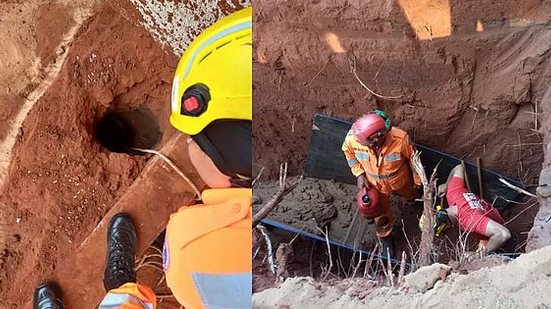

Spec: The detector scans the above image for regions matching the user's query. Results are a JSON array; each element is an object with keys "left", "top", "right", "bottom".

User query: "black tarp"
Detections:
[{"left": 304, "top": 114, "right": 523, "bottom": 212}]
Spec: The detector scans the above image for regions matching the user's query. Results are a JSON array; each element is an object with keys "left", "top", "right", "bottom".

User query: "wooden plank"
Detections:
[{"left": 477, "top": 157, "right": 484, "bottom": 200}]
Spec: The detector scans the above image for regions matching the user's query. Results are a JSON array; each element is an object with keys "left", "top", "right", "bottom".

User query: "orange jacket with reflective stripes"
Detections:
[
  {"left": 165, "top": 188, "right": 251, "bottom": 309},
  {"left": 342, "top": 127, "right": 421, "bottom": 195}
]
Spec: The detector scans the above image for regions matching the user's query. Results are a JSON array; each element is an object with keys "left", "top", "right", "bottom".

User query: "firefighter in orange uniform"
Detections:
[{"left": 342, "top": 110, "right": 421, "bottom": 258}]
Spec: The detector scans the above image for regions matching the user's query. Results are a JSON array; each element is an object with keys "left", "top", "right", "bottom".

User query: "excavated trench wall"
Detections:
[{"left": 253, "top": 0, "right": 551, "bottom": 250}]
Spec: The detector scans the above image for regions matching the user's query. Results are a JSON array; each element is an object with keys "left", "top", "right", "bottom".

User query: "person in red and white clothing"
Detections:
[{"left": 438, "top": 164, "right": 511, "bottom": 254}]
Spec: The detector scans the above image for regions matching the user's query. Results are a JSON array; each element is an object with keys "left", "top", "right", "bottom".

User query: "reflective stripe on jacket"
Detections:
[
  {"left": 99, "top": 283, "right": 156, "bottom": 309},
  {"left": 342, "top": 127, "right": 421, "bottom": 195}
]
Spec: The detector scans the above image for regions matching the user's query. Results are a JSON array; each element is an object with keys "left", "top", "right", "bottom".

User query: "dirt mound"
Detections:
[
  {"left": 253, "top": 246, "right": 551, "bottom": 308},
  {"left": 0, "top": 2, "right": 178, "bottom": 306}
]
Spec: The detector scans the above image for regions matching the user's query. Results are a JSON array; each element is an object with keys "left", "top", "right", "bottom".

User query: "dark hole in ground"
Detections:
[{"left": 95, "top": 107, "right": 162, "bottom": 154}]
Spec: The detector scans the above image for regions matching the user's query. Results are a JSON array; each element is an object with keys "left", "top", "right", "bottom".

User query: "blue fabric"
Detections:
[
  {"left": 192, "top": 272, "right": 252, "bottom": 309},
  {"left": 347, "top": 158, "right": 359, "bottom": 167}
]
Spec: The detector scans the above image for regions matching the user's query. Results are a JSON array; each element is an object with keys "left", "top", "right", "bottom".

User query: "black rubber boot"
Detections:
[
  {"left": 33, "top": 282, "right": 64, "bottom": 309},
  {"left": 103, "top": 213, "right": 137, "bottom": 291},
  {"left": 380, "top": 235, "right": 395, "bottom": 260}
]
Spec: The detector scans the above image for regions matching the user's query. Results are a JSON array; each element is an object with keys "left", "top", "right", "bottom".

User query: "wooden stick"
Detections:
[
  {"left": 316, "top": 226, "right": 334, "bottom": 282},
  {"left": 252, "top": 163, "right": 303, "bottom": 227},
  {"left": 499, "top": 178, "right": 538, "bottom": 198},
  {"left": 535, "top": 99, "right": 538, "bottom": 131},
  {"left": 460, "top": 160, "right": 472, "bottom": 191},
  {"left": 131, "top": 147, "right": 202, "bottom": 199},
  {"left": 477, "top": 157, "right": 483, "bottom": 199},
  {"left": 342, "top": 208, "right": 359, "bottom": 244}
]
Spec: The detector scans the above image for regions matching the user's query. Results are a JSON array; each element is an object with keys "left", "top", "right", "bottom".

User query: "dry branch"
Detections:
[
  {"left": 252, "top": 166, "right": 265, "bottom": 187},
  {"left": 306, "top": 58, "right": 330, "bottom": 87},
  {"left": 131, "top": 147, "right": 202, "bottom": 199},
  {"left": 316, "top": 226, "right": 334, "bottom": 282},
  {"left": 401, "top": 219, "right": 418, "bottom": 267},
  {"left": 364, "top": 243, "right": 379, "bottom": 279},
  {"left": 504, "top": 201, "right": 539, "bottom": 225},
  {"left": 386, "top": 249, "right": 394, "bottom": 287},
  {"left": 258, "top": 225, "right": 277, "bottom": 275},
  {"left": 477, "top": 157, "right": 484, "bottom": 199},
  {"left": 398, "top": 251, "right": 407, "bottom": 286},
  {"left": 348, "top": 55, "right": 402, "bottom": 100},
  {"left": 252, "top": 163, "right": 303, "bottom": 227},
  {"left": 413, "top": 151, "right": 439, "bottom": 267},
  {"left": 460, "top": 160, "right": 472, "bottom": 191},
  {"left": 499, "top": 178, "right": 538, "bottom": 198},
  {"left": 351, "top": 251, "right": 363, "bottom": 278}
]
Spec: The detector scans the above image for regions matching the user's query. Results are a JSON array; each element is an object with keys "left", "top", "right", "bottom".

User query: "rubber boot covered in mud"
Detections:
[
  {"left": 380, "top": 235, "right": 395, "bottom": 260},
  {"left": 33, "top": 282, "right": 64, "bottom": 309},
  {"left": 103, "top": 213, "right": 138, "bottom": 291}
]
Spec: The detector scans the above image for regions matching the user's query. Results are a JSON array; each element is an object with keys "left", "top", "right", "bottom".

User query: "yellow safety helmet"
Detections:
[{"left": 170, "top": 7, "right": 252, "bottom": 135}]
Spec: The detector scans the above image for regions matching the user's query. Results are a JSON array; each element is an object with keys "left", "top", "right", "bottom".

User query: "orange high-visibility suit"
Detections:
[
  {"left": 99, "top": 188, "right": 252, "bottom": 309},
  {"left": 342, "top": 127, "right": 421, "bottom": 237}
]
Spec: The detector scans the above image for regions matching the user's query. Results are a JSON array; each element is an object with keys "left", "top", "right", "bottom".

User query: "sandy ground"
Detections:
[
  {"left": 0, "top": 0, "right": 98, "bottom": 180},
  {"left": 0, "top": 3, "right": 178, "bottom": 305},
  {"left": 253, "top": 245, "right": 551, "bottom": 308}
]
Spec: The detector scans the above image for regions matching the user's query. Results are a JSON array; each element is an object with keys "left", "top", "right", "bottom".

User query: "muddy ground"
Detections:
[
  {"left": 253, "top": 177, "right": 421, "bottom": 252},
  {"left": 253, "top": 177, "right": 535, "bottom": 272}
]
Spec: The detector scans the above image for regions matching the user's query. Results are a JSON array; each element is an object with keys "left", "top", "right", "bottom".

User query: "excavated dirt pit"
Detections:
[
  {"left": 252, "top": 0, "right": 551, "bottom": 295},
  {"left": 94, "top": 107, "right": 162, "bottom": 154},
  {"left": 0, "top": 0, "right": 250, "bottom": 308},
  {"left": 0, "top": 1, "right": 248, "bottom": 307},
  {"left": 0, "top": 4, "right": 177, "bottom": 306},
  {"left": 253, "top": 177, "right": 420, "bottom": 252}
]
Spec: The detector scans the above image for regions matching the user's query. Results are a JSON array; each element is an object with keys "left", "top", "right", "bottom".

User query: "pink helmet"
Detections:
[{"left": 351, "top": 114, "right": 386, "bottom": 143}]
